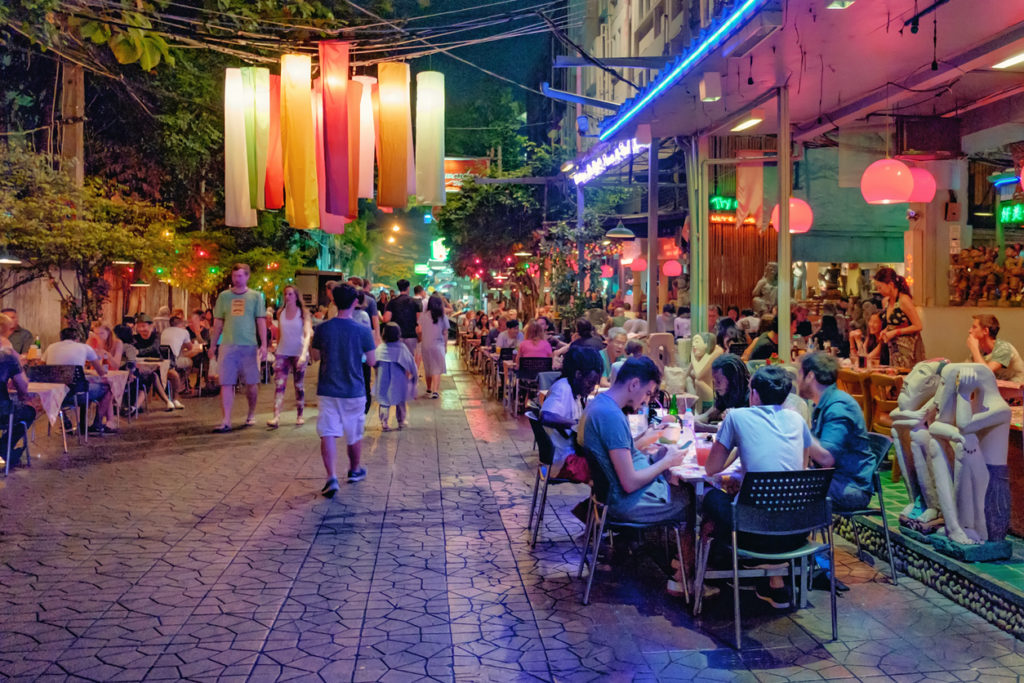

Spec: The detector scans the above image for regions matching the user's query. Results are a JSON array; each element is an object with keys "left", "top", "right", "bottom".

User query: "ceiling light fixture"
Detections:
[
  {"left": 699, "top": 72, "right": 722, "bottom": 102},
  {"left": 993, "top": 51, "right": 1024, "bottom": 70},
  {"left": 826, "top": 0, "right": 855, "bottom": 8},
  {"left": 606, "top": 220, "right": 636, "bottom": 240},
  {"left": 730, "top": 108, "right": 764, "bottom": 132}
]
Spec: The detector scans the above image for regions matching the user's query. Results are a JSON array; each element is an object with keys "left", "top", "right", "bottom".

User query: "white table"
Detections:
[
  {"left": 136, "top": 359, "right": 170, "bottom": 388},
  {"left": 26, "top": 382, "right": 69, "bottom": 425},
  {"left": 103, "top": 370, "right": 131, "bottom": 409}
]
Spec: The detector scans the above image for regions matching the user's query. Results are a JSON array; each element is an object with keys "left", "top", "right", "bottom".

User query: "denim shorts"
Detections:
[{"left": 218, "top": 345, "right": 260, "bottom": 386}]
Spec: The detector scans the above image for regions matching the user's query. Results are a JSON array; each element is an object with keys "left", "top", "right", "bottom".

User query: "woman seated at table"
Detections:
[
  {"left": 514, "top": 320, "right": 553, "bottom": 368},
  {"left": 696, "top": 353, "right": 750, "bottom": 431},
  {"left": 87, "top": 325, "right": 124, "bottom": 371},
  {"left": 811, "top": 315, "right": 848, "bottom": 356},
  {"left": 848, "top": 312, "right": 889, "bottom": 366}
]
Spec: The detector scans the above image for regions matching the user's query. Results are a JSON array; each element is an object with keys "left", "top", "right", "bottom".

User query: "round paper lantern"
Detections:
[
  {"left": 908, "top": 167, "right": 936, "bottom": 203},
  {"left": 770, "top": 198, "right": 814, "bottom": 234},
  {"left": 600, "top": 264, "right": 614, "bottom": 278},
  {"left": 662, "top": 260, "right": 682, "bottom": 277},
  {"left": 630, "top": 257, "right": 647, "bottom": 272},
  {"left": 860, "top": 158, "right": 913, "bottom": 204}
]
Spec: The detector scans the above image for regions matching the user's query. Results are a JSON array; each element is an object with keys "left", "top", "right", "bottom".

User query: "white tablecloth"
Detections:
[
  {"left": 26, "top": 382, "right": 69, "bottom": 425},
  {"left": 104, "top": 370, "right": 131, "bottom": 408},
  {"left": 136, "top": 360, "right": 170, "bottom": 387}
]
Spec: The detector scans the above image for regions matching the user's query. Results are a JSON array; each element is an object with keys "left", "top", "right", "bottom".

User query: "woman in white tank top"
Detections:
[{"left": 268, "top": 285, "right": 312, "bottom": 428}]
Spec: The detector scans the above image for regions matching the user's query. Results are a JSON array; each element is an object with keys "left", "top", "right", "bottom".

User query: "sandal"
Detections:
[
  {"left": 212, "top": 425, "right": 232, "bottom": 433},
  {"left": 266, "top": 418, "right": 279, "bottom": 430},
  {"left": 243, "top": 417, "right": 257, "bottom": 427}
]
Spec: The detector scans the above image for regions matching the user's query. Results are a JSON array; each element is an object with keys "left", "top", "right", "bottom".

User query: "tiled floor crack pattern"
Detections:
[{"left": 1, "top": 351, "right": 1023, "bottom": 682}]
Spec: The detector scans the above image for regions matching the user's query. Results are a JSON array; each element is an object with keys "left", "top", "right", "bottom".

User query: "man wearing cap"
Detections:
[{"left": 133, "top": 314, "right": 184, "bottom": 411}]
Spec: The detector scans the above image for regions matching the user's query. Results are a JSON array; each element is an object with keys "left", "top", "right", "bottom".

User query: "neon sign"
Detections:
[
  {"left": 1000, "top": 201, "right": 1024, "bottom": 227},
  {"left": 709, "top": 195, "right": 738, "bottom": 211},
  {"left": 571, "top": 138, "right": 650, "bottom": 185}
]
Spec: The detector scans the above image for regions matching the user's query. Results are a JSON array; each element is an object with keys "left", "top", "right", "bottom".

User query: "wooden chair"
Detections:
[
  {"left": 867, "top": 373, "right": 903, "bottom": 482},
  {"left": 837, "top": 369, "right": 872, "bottom": 426}
]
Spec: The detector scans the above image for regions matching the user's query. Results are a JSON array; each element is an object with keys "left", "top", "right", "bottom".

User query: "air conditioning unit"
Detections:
[{"left": 895, "top": 117, "right": 962, "bottom": 160}]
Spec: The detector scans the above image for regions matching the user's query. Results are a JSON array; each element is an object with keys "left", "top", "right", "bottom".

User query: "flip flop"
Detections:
[
  {"left": 212, "top": 425, "right": 232, "bottom": 433},
  {"left": 243, "top": 417, "right": 257, "bottom": 427}
]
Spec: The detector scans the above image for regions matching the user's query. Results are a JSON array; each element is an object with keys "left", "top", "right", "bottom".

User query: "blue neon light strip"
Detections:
[
  {"left": 994, "top": 177, "right": 1021, "bottom": 187},
  {"left": 598, "top": 0, "right": 766, "bottom": 141}
]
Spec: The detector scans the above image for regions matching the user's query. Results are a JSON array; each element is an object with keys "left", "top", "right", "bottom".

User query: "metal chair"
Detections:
[
  {"left": 834, "top": 432, "right": 899, "bottom": 585},
  {"left": 1, "top": 399, "right": 34, "bottom": 476},
  {"left": 692, "top": 469, "right": 838, "bottom": 649},
  {"left": 25, "top": 364, "right": 89, "bottom": 452},
  {"left": 493, "top": 347, "right": 515, "bottom": 398},
  {"left": 576, "top": 441, "right": 689, "bottom": 606},
  {"left": 525, "top": 411, "right": 577, "bottom": 547},
  {"left": 509, "top": 357, "right": 553, "bottom": 417}
]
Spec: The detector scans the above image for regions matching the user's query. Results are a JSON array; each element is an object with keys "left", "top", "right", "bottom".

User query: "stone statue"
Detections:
[
  {"left": 890, "top": 361, "right": 944, "bottom": 533},
  {"left": 793, "top": 261, "right": 807, "bottom": 300},
  {"left": 687, "top": 332, "right": 719, "bottom": 407},
  {"left": 927, "top": 363, "right": 1012, "bottom": 557},
  {"left": 752, "top": 262, "right": 778, "bottom": 315}
]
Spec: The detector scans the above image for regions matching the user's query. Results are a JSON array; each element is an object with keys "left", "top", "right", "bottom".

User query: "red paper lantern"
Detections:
[
  {"left": 662, "top": 260, "right": 682, "bottom": 277},
  {"left": 630, "top": 257, "right": 647, "bottom": 272},
  {"left": 770, "top": 198, "right": 814, "bottom": 234},
  {"left": 860, "top": 159, "right": 913, "bottom": 204},
  {"left": 600, "top": 264, "right": 614, "bottom": 278},
  {"left": 908, "top": 167, "right": 936, "bottom": 203}
]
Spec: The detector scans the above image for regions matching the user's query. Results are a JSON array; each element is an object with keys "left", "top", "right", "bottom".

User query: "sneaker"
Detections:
[
  {"left": 165, "top": 402, "right": 175, "bottom": 412},
  {"left": 321, "top": 478, "right": 339, "bottom": 498},
  {"left": 754, "top": 581, "right": 791, "bottom": 609},
  {"left": 173, "top": 400, "right": 185, "bottom": 410},
  {"left": 346, "top": 467, "right": 367, "bottom": 483},
  {"left": 398, "top": 421, "right": 409, "bottom": 430}
]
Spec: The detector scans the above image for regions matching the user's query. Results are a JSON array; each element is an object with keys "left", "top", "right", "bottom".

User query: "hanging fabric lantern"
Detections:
[
  {"left": 415, "top": 71, "right": 445, "bottom": 206},
  {"left": 908, "top": 167, "right": 937, "bottom": 203},
  {"left": 630, "top": 257, "right": 647, "bottom": 272},
  {"left": 860, "top": 159, "right": 913, "bottom": 204},
  {"left": 377, "top": 62, "right": 412, "bottom": 209},
  {"left": 313, "top": 79, "right": 345, "bottom": 234},
  {"left": 224, "top": 69, "right": 257, "bottom": 228},
  {"left": 318, "top": 41, "right": 351, "bottom": 218},
  {"left": 240, "top": 67, "right": 270, "bottom": 210},
  {"left": 662, "top": 260, "right": 682, "bottom": 277},
  {"left": 770, "top": 197, "right": 814, "bottom": 234},
  {"left": 280, "top": 54, "right": 319, "bottom": 229},
  {"left": 600, "top": 264, "right": 614, "bottom": 278},
  {"left": 352, "top": 75, "right": 377, "bottom": 198},
  {"left": 265, "top": 74, "right": 284, "bottom": 210},
  {"left": 346, "top": 79, "right": 362, "bottom": 218}
]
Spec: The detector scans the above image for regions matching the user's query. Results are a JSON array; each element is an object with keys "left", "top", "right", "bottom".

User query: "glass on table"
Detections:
[{"left": 695, "top": 433, "right": 715, "bottom": 467}]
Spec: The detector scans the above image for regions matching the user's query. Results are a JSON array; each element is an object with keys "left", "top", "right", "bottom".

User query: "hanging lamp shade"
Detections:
[
  {"left": 377, "top": 62, "right": 412, "bottom": 209},
  {"left": 630, "top": 257, "right": 648, "bottom": 272},
  {"left": 240, "top": 67, "right": 270, "bottom": 210},
  {"left": 312, "top": 79, "right": 345, "bottom": 234},
  {"left": 352, "top": 75, "right": 377, "bottom": 198},
  {"left": 415, "top": 71, "right": 446, "bottom": 206},
  {"left": 908, "top": 167, "right": 937, "bottom": 203},
  {"left": 860, "top": 158, "right": 913, "bottom": 204},
  {"left": 318, "top": 41, "right": 351, "bottom": 218},
  {"left": 770, "top": 197, "right": 814, "bottom": 234},
  {"left": 224, "top": 68, "right": 257, "bottom": 228},
  {"left": 265, "top": 74, "right": 284, "bottom": 209},
  {"left": 280, "top": 54, "right": 319, "bottom": 229},
  {"left": 607, "top": 220, "right": 635, "bottom": 239},
  {"left": 662, "top": 260, "right": 682, "bottom": 277},
  {"left": 600, "top": 264, "right": 614, "bottom": 278}
]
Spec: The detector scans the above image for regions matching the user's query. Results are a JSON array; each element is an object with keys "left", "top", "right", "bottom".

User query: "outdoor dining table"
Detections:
[
  {"left": 136, "top": 359, "right": 170, "bottom": 387},
  {"left": 26, "top": 381, "right": 69, "bottom": 425}
]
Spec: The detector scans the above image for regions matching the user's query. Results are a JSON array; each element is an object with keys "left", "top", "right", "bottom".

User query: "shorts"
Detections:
[
  {"left": 317, "top": 395, "right": 367, "bottom": 444},
  {"left": 218, "top": 344, "right": 260, "bottom": 386}
]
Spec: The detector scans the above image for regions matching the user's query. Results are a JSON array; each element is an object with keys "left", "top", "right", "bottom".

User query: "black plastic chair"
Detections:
[
  {"left": 692, "top": 469, "right": 838, "bottom": 649},
  {"left": 0, "top": 398, "right": 34, "bottom": 476},
  {"left": 25, "top": 364, "right": 89, "bottom": 451},
  {"left": 510, "top": 357, "right": 553, "bottom": 416},
  {"left": 835, "top": 433, "right": 899, "bottom": 585},
  {"left": 575, "top": 441, "right": 689, "bottom": 606},
  {"left": 525, "top": 411, "right": 577, "bottom": 547}
]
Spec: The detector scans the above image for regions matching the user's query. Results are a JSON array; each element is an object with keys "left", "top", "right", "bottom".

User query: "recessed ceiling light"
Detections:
[{"left": 993, "top": 52, "right": 1024, "bottom": 69}]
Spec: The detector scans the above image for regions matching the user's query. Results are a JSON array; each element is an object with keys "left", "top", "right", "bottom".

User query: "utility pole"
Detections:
[{"left": 59, "top": 62, "right": 85, "bottom": 187}]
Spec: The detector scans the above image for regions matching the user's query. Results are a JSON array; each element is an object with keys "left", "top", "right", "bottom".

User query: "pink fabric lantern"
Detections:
[
  {"left": 630, "top": 257, "right": 647, "bottom": 272},
  {"left": 318, "top": 41, "right": 351, "bottom": 218},
  {"left": 770, "top": 198, "right": 814, "bottom": 234},
  {"left": 908, "top": 167, "right": 937, "bottom": 203},
  {"left": 860, "top": 159, "right": 913, "bottom": 204},
  {"left": 600, "top": 264, "right": 614, "bottom": 278},
  {"left": 662, "top": 260, "right": 682, "bottom": 277}
]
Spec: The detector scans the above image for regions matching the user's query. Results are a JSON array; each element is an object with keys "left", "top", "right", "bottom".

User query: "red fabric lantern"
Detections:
[
  {"left": 600, "top": 264, "right": 614, "bottom": 278},
  {"left": 318, "top": 41, "right": 352, "bottom": 218},
  {"left": 630, "top": 257, "right": 647, "bottom": 272},
  {"left": 662, "top": 260, "right": 682, "bottom": 277},
  {"left": 860, "top": 159, "right": 913, "bottom": 204},
  {"left": 265, "top": 74, "right": 284, "bottom": 210},
  {"left": 770, "top": 198, "right": 814, "bottom": 234},
  {"left": 908, "top": 167, "right": 936, "bottom": 203}
]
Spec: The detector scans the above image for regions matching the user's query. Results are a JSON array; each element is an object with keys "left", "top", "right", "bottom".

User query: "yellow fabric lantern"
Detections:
[
  {"left": 224, "top": 68, "right": 257, "bottom": 227},
  {"left": 415, "top": 71, "right": 445, "bottom": 206},
  {"left": 352, "top": 75, "right": 377, "bottom": 199},
  {"left": 376, "top": 62, "right": 412, "bottom": 209},
  {"left": 280, "top": 54, "right": 319, "bottom": 229}
]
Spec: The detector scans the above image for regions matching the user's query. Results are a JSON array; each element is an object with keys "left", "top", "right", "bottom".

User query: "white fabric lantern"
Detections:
[
  {"left": 224, "top": 68, "right": 257, "bottom": 227},
  {"left": 415, "top": 71, "right": 446, "bottom": 206},
  {"left": 352, "top": 75, "right": 377, "bottom": 199}
]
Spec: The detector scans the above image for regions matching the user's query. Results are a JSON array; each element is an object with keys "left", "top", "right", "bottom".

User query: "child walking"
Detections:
[{"left": 375, "top": 323, "right": 417, "bottom": 431}]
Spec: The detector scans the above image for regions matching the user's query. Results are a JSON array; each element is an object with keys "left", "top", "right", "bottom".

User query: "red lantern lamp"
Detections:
[
  {"left": 860, "top": 158, "right": 913, "bottom": 204},
  {"left": 630, "top": 257, "right": 647, "bottom": 272},
  {"left": 600, "top": 264, "right": 614, "bottom": 278},
  {"left": 662, "top": 260, "right": 682, "bottom": 277},
  {"left": 770, "top": 198, "right": 814, "bottom": 234},
  {"left": 908, "top": 167, "right": 936, "bottom": 203}
]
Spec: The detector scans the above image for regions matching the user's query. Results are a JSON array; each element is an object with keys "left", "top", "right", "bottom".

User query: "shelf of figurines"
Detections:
[{"left": 949, "top": 245, "right": 1024, "bottom": 306}]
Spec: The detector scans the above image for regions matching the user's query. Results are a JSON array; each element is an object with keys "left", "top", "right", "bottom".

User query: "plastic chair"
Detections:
[
  {"left": 525, "top": 411, "right": 576, "bottom": 547},
  {"left": 692, "top": 469, "right": 837, "bottom": 649},
  {"left": 25, "top": 364, "right": 88, "bottom": 451},
  {"left": 834, "top": 433, "right": 899, "bottom": 585},
  {"left": 510, "top": 357, "right": 553, "bottom": 416},
  {"left": 575, "top": 441, "right": 689, "bottom": 606}
]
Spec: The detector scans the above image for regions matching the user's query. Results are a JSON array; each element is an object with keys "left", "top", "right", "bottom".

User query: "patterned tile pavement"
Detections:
[{"left": 1, "top": 351, "right": 1023, "bottom": 682}]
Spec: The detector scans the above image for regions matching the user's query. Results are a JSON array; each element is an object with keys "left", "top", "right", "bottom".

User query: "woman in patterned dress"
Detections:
[{"left": 873, "top": 267, "right": 925, "bottom": 368}]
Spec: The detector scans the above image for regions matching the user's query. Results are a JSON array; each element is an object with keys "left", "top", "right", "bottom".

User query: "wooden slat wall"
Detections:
[{"left": 708, "top": 221, "right": 778, "bottom": 311}]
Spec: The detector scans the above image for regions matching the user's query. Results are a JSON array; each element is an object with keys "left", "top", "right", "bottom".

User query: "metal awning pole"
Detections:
[
  {"left": 777, "top": 85, "right": 792, "bottom": 363},
  {"left": 647, "top": 138, "right": 659, "bottom": 322}
]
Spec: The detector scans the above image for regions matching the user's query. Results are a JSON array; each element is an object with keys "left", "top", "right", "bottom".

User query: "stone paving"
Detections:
[{"left": 1, "top": 352, "right": 1023, "bottom": 682}]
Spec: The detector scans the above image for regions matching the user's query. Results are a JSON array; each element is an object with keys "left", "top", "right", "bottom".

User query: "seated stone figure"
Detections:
[
  {"left": 927, "top": 363, "right": 1012, "bottom": 551},
  {"left": 890, "top": 361, "right": 944, "bottom": 532}
]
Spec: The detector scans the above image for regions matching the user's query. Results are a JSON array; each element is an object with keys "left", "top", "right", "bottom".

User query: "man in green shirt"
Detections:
[
  {"left": 967, "top": 314, "right": 1024, "bottom": 382},
  {"left": 209, "top": 263, "right": 268, "bottom": 432}
]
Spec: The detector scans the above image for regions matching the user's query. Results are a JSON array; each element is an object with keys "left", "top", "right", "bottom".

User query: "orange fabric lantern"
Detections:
[
  {"left": 860, "top": 159, "right": 913, "bottom": 204},
  {"left": 770, "top": 198, "right": 814, "bottom": 234},
  {"left": 377, "top": 62, "right": 412, "bottom": 209},
  {"left": 630, "top": 257, "right": 647, "bottom": 272},
  {"left": 318, "top": 41, "right": 351, "bottom": 218},
  {"left": 662, "top": 260, "right": 682, "bottom": 277},
  {"left": 265, "top": 74, "right": 284, "bottom": 210},
  {"left": 908, "top": 167, "right": 937, "bottom": 203}
]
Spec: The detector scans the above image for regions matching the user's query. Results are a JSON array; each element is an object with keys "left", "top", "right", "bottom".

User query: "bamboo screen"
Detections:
[{"left": 708, "top": 221, "right": 777, "bottom": 310}]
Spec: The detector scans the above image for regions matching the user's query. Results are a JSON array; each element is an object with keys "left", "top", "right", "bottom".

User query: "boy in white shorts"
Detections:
[{"left": 311, "top": 284, "right": 376, "bottom": 497}]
